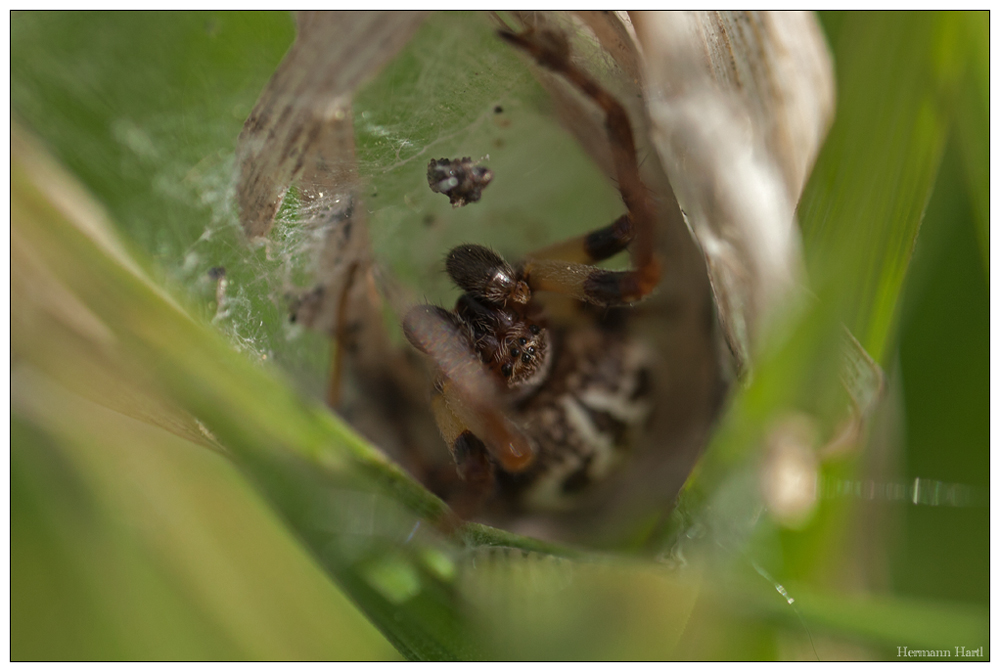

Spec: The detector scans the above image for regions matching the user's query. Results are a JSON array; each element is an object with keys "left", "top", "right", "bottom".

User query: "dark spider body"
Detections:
[
  {"left": 403, "top": 28, "right": 662, "bottom": 515},
  {"left": 407, "top": 245, "right": 654, "bottom": 512}
]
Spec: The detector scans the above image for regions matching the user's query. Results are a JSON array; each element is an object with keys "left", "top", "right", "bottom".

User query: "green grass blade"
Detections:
[
  {"left": 12, "top": 123, "right": 482, "bottom": 659},
  {"left": 954, "top": 12, "right": 989, "bottom": 272},
  {"left": 12, "top": 384, "right": 399, "bottom": 660},
  {"left": 787, "top": 589, "right": 988, "bottom": 656},
  {"left": 708, "top": 572, "right": 988, "bottom": 658},
  {"left": 800, "top": 11, "right": 965, "bottom": 365},
  {"left": 678, "top": 12, "right": 985, "bottom": 637}
]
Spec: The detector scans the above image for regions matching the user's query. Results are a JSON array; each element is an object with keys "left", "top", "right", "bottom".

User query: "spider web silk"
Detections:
[{"left": 201, "top": 12, "right": 627, "bottom": 397}]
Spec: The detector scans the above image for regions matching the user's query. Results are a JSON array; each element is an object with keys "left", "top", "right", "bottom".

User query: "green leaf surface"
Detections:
[{"left": 353, "top": 12, "right": 628, "bottom": 309}]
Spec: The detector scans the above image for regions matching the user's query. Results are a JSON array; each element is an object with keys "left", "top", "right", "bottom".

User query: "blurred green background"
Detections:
[{"left": 11, "top": 11, "right": 988, "bottom": 660}]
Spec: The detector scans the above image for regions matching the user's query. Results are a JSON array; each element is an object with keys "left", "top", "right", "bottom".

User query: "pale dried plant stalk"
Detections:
[
  {"left": 631, "top": 11, "right": 835, "bottom": 376},
  {"left": 236, "top": 11, "right": 425, "bottom": 239},
  {"left": 235, "top": 11, "right": 424, "bottom": 356},
  {"left": 13, "top": 125, "right": 227, "bottom": 454}
]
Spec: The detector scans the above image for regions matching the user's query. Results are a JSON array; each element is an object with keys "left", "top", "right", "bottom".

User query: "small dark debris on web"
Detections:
[{"left": 427, "top": 157, "right": 493, "bottom": 208}]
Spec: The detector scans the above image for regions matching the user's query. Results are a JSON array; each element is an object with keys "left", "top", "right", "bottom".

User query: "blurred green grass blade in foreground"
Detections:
[
  {"left": 800, "top": 11, "right": 967, "bottom": 364},
  {"left": 11, "top": 125, "right": 461, "bottom": 659},
  {"left": 954, "top": 12, "right": 989, "bottom": 273},
  {"left": 789, "top": 11, "right": 979, "bottom": 590},
  {"left": 11, "top": 384, "right": 397, "bottom": 660}
]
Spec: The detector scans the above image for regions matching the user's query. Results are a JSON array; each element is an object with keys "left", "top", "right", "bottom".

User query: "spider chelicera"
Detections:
[{"left": 402, "top": 28, "right": 662, "bottom": 514}]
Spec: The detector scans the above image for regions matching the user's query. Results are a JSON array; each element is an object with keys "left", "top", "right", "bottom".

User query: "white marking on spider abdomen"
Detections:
[
  {"left": 583, "top": 340, "right": 655, "bottom": 420},
  {"left": 561, "top": 395, "right": 617, "bottom": 476},
  {"left": 577, "top": 388, "right": 649, "bottom": 423}
]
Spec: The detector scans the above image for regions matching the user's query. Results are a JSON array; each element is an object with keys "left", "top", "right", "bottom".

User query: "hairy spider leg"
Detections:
[
  {"left": 526, "top": 212, "right": 633, "bottom": 265},
  {"left": 402, "top": 304, "right": 535, "bottom": 473},
  {"left": 499, "top": 28, "right": 662, "bottom": 307}
]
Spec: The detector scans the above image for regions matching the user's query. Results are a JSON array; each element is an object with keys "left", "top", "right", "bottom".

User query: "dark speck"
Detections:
[{"left": 494, "top": 105, "right": 503, "bottom": 114}]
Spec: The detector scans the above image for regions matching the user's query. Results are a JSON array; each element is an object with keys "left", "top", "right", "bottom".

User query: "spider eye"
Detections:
[
  {"left": 521, "top": 353, "right": 531, "bottom": 364},
  {"left": 510, "top": 347, "right": 520, "bottom": 358},
  {"left": 527, "top": 346, "right": 536, "bottom": 355},
  {"left": 519, "top": 337, "right": 527, "bottom": 346},
  {"left": 501, "top": 363, "right": 513, "bottom": 377},
  {"left": 529, "top": 324, "right": 541, "bottom": 335}
]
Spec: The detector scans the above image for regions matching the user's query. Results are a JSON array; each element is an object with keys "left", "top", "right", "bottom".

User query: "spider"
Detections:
[{"left": 402, "top": 28, "right": 661, "bottom": 514}]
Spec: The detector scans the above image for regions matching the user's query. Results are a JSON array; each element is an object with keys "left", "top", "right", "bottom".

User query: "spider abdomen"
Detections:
[{"left": 498, "top": 327, "right": 654, "bottom": 511}]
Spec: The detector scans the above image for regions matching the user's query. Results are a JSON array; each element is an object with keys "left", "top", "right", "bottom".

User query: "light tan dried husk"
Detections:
[{"left": 631, "top": 11, "right": 835, "bottom": 377}]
